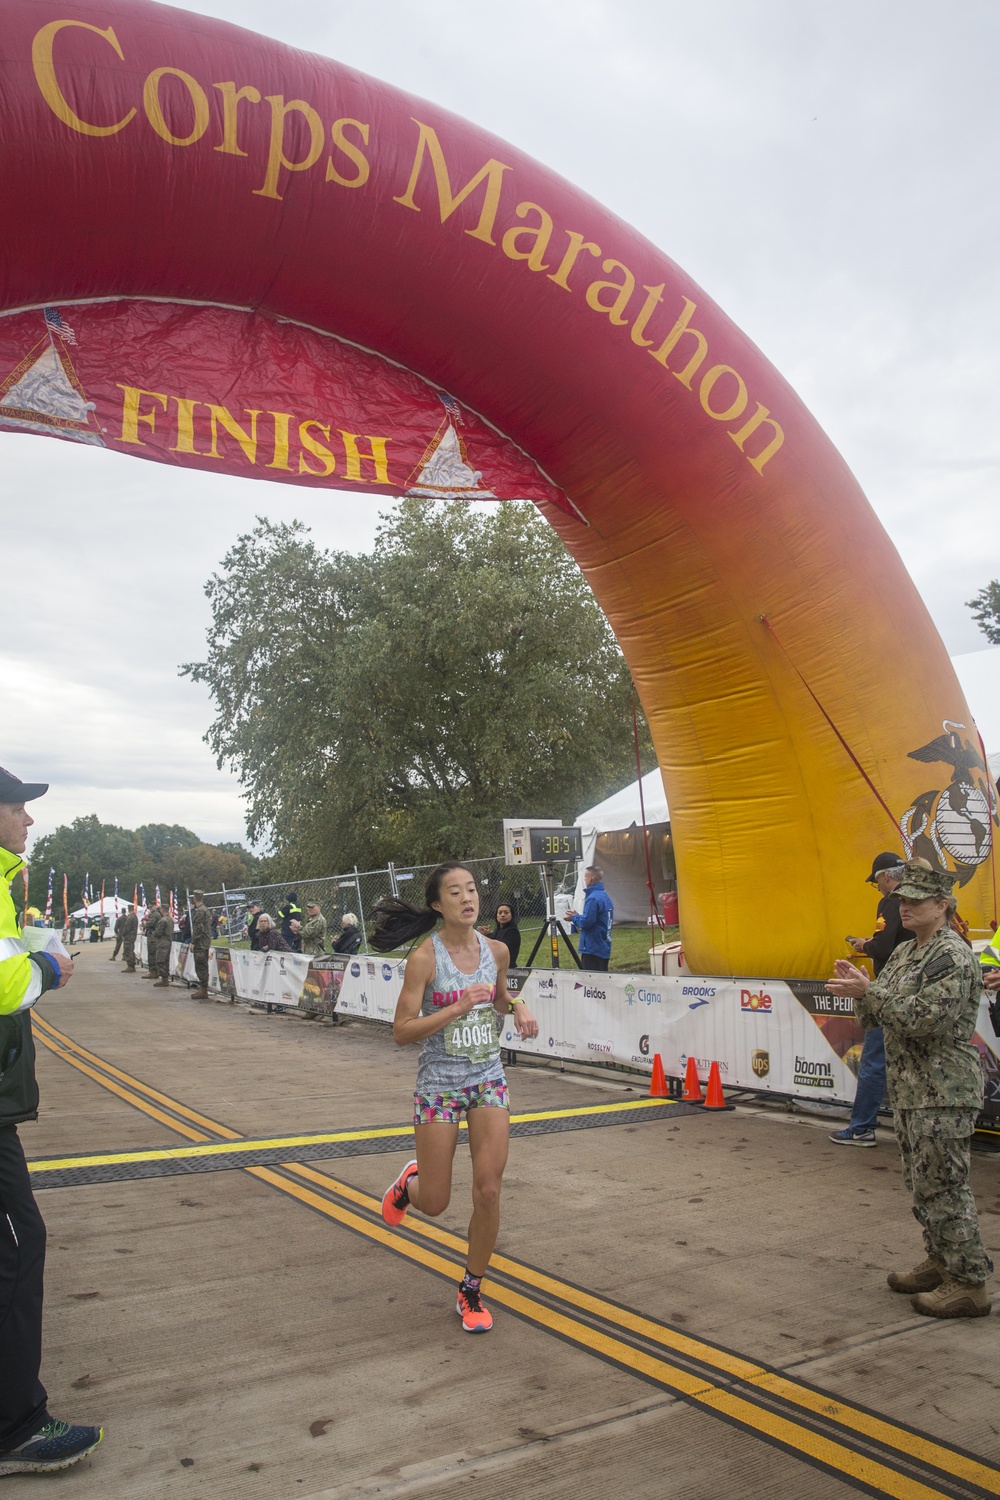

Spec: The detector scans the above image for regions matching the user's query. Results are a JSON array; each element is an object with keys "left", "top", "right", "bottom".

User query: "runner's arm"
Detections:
[{"left": 488, "top": 939, "right": 538, "bottom": 1039}]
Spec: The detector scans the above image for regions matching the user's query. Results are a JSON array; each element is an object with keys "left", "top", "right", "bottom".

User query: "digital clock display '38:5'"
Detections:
[{"left": 527, "top": 827, "right": 583, "bottom": 861}]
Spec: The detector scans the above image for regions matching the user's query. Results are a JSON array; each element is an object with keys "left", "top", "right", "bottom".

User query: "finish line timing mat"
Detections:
[{"left": 27, "top": 1010, "right": 1000, "bottom": 1500}]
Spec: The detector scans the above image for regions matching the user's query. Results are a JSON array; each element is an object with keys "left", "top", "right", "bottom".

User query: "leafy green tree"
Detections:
[
  {"left": 161, "top": 843, "right": 251, "bottom": 894},
  {"left": 27, "top": 816, "right": 146, "bottom": 909},
  {"left": 183, "top": 501, "right": 654, "bottom": 872},
  {"left": 967, "top": 581, "right": 1000, "bottom": 645},
  {"left": 135, "top": 823, "right": 200, "bottom": 862},
  {"left": 216, "top": 841, "right": 260, "bottom": 877}
]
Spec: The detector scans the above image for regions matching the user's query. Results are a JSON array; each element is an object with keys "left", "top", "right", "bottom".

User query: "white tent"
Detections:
[
  {"left": 574, "top": 768, "right": 673, "bottom": 923},
  {"left": 67, "top": 899, "right": 132, "bottom": 923}
]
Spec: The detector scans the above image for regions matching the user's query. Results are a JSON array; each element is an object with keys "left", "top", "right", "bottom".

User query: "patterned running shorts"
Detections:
[{"left": 413, "top": 1077, "right": 510, "bottom": 1126}]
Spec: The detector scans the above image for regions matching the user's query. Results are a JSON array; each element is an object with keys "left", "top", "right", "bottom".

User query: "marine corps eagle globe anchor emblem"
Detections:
[{"left": 900, "top": 721, "right": 998, "bottom": 885}]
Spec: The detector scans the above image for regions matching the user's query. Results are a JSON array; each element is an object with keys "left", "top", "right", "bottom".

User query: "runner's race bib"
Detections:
[{"left": 444, "top": 1003, "right": 498, "bottom": 1064}]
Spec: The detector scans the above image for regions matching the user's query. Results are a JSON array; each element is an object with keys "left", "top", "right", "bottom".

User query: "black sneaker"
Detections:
[{"left": 0, "top": 1419, "right": 103, "bottom": 1475}]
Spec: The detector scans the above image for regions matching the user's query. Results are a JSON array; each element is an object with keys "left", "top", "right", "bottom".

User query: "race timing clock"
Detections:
[{"left": 527, "top": 826, "right": 583, "bottom": 862}]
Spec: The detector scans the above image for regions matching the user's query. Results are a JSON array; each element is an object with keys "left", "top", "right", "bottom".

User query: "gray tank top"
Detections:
[{"left": 415, "top": 930, "right": 505, "bottom": 1094}]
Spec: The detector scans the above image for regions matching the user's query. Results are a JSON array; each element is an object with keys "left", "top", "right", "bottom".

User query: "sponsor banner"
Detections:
[
  {"left": 212, "top": 946, "right": 233, "bottom": 997},
  {"left": 300, "top": 958, "right": 348, "bottom": 1017},
  {"left": 496, "top": 970, "right": 868, "bottom": 1099},
  {"left": 229, "top": 948, "right": 311, "bottom": 1008},
  {"left": 334, "top": 955, "right": 407, "bottom": 1023}
]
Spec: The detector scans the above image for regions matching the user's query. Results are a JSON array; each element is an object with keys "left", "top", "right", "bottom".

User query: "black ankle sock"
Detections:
[{"left": 460, "top": 1271, "right": 482, "bottom": 1292}]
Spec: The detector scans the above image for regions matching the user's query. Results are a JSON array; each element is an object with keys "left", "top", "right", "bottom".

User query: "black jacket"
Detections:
[
  {"left": 332, "top": 926, "right": 362, "bottom": 955},
  {"left": 488, "top": 922, "right": 521, "bottom": 966}
]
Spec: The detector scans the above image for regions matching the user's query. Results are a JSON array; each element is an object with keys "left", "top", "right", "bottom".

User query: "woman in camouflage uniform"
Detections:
[{"left": 827, "top": 858, "right": 991, "bottom": 1318}]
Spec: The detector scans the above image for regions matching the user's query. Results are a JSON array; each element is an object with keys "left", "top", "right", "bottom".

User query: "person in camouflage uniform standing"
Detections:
[
  {"left": 121, "top": 907, "right": 139, "bottom": 972},
  {"left": 189, "top": 892, "right": 212, "bottom": 999},
  {"left": 298, "top": 901, "right": 327, "bottom": 956},
  {"left": 140, "top": 904, "right": 161, "bottom": 980},
  {"left": 827, "top": 858, "right": 991, "bottom": 1318},
  {"left": 109, "top": 911, "right": 126, "bottom": 961},
  {"left": 152, "top": 905, "right": 174, "bottom": 989}
]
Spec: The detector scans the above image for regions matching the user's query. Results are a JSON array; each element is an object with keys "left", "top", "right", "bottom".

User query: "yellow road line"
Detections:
[
  {"left": 35, "top": 1014, "right": 1000, "bottom": 1498},
  {"left": 33, "top": 1014, "right": 241, "bottom": 1140},
  {"left": 244, "top": 1164, "right": 955, "bottom": 1500}
]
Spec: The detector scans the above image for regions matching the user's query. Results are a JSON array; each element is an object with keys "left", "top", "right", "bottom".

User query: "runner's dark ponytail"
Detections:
[{"left": 371, "top": 862, "right": 475, "bottom": 951}]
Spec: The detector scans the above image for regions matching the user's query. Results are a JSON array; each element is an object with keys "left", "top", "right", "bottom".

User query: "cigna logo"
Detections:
[{"left": 740, "top": 989, "right": 772, "bottom": 1013}]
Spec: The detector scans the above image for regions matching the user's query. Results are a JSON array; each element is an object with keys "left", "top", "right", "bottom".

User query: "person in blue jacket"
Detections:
[{"left": 566, "top": 866, "right": 614, "bottom": 972}]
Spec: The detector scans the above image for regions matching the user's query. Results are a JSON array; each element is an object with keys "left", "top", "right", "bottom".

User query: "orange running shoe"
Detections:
[
  {"left": 456, "top": 1282, "right": 493, "bottom": 1333},
  {"left": 381, "top": 1160, "right": 418, "bottom": 1226}
]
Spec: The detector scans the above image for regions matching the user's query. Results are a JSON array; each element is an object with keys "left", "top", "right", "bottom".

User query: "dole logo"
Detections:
[{"left": 741, "top": 989, "right": 772, "bottom": 1013}]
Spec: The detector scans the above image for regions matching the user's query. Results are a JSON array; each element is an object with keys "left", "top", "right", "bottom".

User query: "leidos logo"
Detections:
[
  {"left": 740, "top": 989, "right": 772, "bottom": 1014},
  {"left": 574, "top": 982, "right": 607, "bottom": 1000},
  {"left": 751, "top": 1049, "right": 770, "bottom": 1078}
]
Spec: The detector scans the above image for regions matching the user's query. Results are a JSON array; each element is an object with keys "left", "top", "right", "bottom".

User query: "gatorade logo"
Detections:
[
  {"left": 741, "top": 989, "right": 772, "bottom": 1013},
  {"left": 638, "top": 1034, "right": 650, "bottom": 1056}
]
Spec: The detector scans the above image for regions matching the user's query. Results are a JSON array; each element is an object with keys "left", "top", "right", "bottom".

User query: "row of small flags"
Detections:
[{"left": 20, "top": 870, "right": 179, "bottom": 922}]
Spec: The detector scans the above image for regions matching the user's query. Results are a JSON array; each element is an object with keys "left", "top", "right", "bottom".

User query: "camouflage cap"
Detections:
[{"left": 893, "top": 860, "right": 957, "bottom": 901}]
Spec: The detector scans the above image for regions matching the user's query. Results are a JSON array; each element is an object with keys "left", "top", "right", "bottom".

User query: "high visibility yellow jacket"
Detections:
[
  {"left": 1, "top": 845, "right": 61, "bottom": 1016},
  {"left": 1, "top": 845, "right": 60, "bottom": 1125},
  {"left": 981, "top": 923, "right": 1000, "bottom": 970}
]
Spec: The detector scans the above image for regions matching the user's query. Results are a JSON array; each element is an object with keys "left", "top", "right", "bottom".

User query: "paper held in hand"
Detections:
[{"left": 20, "top": 927, "right": 71, "bottom": 960}]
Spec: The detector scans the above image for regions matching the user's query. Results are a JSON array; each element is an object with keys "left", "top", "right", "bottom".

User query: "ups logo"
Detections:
[{"left": 751, "top": 1049, "right": 770, "bottom": 1079}]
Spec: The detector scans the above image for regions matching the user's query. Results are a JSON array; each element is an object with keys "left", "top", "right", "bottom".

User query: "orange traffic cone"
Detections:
[
  {"left": 702, "top": 1060, "right": 727, "bottom": 1110},
  {"left": 649, "top": 1052, "right": 668, "bottom": 1098},
  {"left": 681, "top": 1055, "right": 703, "bottom": 1103}
]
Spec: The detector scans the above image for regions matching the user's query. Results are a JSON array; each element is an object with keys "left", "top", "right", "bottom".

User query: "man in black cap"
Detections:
[
  {"left": 829, "top": 852, "right": 911, "bottom": 1147},
  {"left": 0, "top": 767, "right": 103, "bottom": 1475}
]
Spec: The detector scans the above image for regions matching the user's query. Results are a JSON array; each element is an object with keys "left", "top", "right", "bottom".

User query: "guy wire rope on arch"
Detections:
[{"left": 1, "top": 0, "right": 994, "bottom": 976}]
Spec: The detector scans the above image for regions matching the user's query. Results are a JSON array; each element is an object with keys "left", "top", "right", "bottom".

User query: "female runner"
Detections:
[{"left": 373, "top": 862, "right": 538, "bottom": 1332}]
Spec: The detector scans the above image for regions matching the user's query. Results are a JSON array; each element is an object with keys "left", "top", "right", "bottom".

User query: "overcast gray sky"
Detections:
[{"left": 6, "top": 0, "right": 1000, "bottom": 849}]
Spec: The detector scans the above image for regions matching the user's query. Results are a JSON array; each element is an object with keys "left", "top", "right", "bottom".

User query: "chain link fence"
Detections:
[{"left": 203, "top": 855, "right": 577, "bottom": 953}]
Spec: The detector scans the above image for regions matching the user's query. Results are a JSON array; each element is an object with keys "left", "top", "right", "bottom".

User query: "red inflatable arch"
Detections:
[{"left": 1, "top": 1, "right": 995, "bottom": 975}]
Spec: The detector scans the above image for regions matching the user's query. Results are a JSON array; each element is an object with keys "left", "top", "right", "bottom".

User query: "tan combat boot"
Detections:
[
  {"left": 887, "top": 1256, "right": 944, "bottom": 1293},
  {"left": 153, "top": 977, "right": 170, "bottom": 987},
  {"left": 191, "top": 987, "right": 209, "bottom": 999},
  {"left": 911, "top": 1278, "right": 991, "bottom": 1318}
]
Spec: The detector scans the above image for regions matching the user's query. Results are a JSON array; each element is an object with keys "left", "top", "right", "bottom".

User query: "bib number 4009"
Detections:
[{"left": 444, "top": 1004, "right": 497, "bottom": 1063}]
